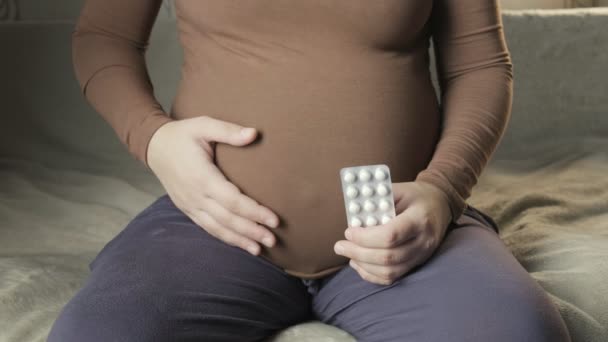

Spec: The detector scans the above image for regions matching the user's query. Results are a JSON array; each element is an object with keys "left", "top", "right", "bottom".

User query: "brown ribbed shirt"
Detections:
[{"left": 72, "top": 0, "right": 513, "bottom": 279}]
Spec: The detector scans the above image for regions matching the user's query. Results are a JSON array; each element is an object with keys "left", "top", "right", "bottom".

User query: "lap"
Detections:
[
  {"left": 48, "top": 194, "right": 312, "bottom": 342},
  {"left": 310, "top": 206, "right": 571, "bottom": 342}
]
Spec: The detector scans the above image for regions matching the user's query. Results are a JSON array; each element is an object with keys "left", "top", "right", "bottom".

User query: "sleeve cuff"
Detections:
[
  {"left": 127, "top": 113, "right": 175, "bottom": 170},
  {"left": 415, "top": 170, "right": 467, "bottom": 223}
]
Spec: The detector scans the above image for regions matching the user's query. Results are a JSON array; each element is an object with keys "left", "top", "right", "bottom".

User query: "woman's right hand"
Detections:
[{"left": 146, "top": 115, "right": 279, "bottom": 256}]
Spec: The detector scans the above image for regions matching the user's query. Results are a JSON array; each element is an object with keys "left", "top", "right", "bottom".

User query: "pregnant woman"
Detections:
[{"left": 49, "top": 1, "right": 571, "bottom": 341}]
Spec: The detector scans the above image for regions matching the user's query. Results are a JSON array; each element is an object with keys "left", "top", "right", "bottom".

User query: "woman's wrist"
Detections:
[
  {"left": 145, "top": 118, "right": 176, "bottom": 172},
  {"left": 415, "top": 179, "right": 454, "bottom": 225}
]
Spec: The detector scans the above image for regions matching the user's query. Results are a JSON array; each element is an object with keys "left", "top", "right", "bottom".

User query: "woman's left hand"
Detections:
[{"left": 333, "top": 181, "right": 453, "bottom": 285}]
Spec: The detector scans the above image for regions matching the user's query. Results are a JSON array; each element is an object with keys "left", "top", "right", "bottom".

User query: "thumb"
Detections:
[
  {"left": 190, "top": 115, "right": 258, "bottom": 146},
  {"left": 393, "top": 182, "right": 417, "bottom": 214}
]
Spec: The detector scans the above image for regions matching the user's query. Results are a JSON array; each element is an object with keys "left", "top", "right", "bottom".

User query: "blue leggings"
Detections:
[{"left": 48, "top": 194, "right": 571, "bottom": 342}]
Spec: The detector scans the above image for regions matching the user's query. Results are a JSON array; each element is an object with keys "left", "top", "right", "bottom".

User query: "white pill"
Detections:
[
  {"left": 363, "top": 200, "right": 376, "bottom": 212},
  {"left": 346, "top": 185, "right": 358, "bottom": 198},
  {"left": 381, "top": 215, "right": 392, "bottom": 224},
  {"left": 350, "top": 217, "right": 362, "bottom": 228},
  {"left": 376, "top": 183, "right": 389, "bottom": 196},
  {"left": 343, "top": 171, "right": 356, "bottom": 183},
  {"left": 365, "top": 216, "right": 378, "bottom": 227},
  {"left": 348, "top": 201, "right": 361, "bottom": 214},
  {"left": 374, "top": 168, "right": 386, "bottom": 181},
  {"left": 378, "top": 199, "right": 390, "bottom": 211},
  {"left": 360, "top": 184, "right": 374, "bottom": 197},
  {"left": 358, "top": 169, "right": 371, "bottom": 182}
]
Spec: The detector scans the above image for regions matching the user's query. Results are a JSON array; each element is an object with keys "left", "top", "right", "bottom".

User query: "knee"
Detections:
[
  {"left": 486, "top": 281, "right": 571, "bottom": 342},
  {"left": 430, "top": 228, "right": 572, "bottom": 342},
  {"left": 47, "top": 278, "right": 169, "bottom": 342},
  {"left": 423, "top": 273, "right": 572, "bottom": 342}
]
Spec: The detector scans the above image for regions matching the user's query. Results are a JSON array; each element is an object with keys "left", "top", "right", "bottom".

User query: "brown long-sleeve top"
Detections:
[{"left": 72, "top": 0, "right": 513, "bottom": 279}]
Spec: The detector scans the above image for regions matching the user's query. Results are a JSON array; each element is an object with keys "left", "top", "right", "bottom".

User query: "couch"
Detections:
[{"left": 0, "top": 8, "right": 607, "bottom": 342}]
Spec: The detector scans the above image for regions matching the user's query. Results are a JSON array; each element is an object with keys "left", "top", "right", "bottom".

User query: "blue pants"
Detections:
[{"left": 48, "top": 194, "right": 571, "bottom": 342}]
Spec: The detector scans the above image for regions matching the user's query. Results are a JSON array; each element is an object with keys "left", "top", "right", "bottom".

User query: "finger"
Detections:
[
  {"left": 200, "top": 196, "right": 276, "bottom": 248},
  {"left": 203, "top": 165, "right": 280, "bottom": 228},
  {"left": 199, "top": 163, "right": 279, "bottom": 228},
  {"left": 191, "top": 209, "right": 261, "bottom": 256},
  {"left": 358, "top": 233, "right": 437, "bottom": 279},
  {"left": 353, "top": 259, "right": 409, "bottom": 283},
  {"left": 191, "top": 116, "right": 258, "bottom": 146},
  {"left": 393, "top": 184, "right": 416, "bottom": 213},
  {"left": 334, "top": 239, "right": 413, "bottom": 266},
  {"left": 406, "top": 233, "right": 440, "bottom": 270},
  {"left": 349, "top": 260, "right": 395, "bottom": 286},
  {"left": 346, "top": 211, "right": 420, "bottom": 248}
]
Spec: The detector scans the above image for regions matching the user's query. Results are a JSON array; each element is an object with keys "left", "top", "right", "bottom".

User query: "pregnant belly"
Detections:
[
  {"left": 172, "top": 61, "right": 441, "bottom": 279},
  {"left": 211, "top": 100, "right": 439, "bottom": 279}
]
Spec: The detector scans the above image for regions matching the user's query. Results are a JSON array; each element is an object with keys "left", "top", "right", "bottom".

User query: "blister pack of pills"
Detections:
[{"left": 339, "top": 164, "right": 396, "bottom": 228}]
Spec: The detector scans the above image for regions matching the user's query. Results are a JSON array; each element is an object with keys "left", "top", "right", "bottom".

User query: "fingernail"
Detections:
[
  {"left": 334, "top": 243, "right": 344, "bottom": 255},
  {"left": 262, "top": 236, "right": 274, "bottom": 247},
  {"left": 265, "top": 217, "right": 278, "bottom": 228},
  {"left": 345, "top": 229, "right": 353, "bottom": 240},
  {"left": 241, "top": 127, "right": 255, "bottom": 137},
  {"left": 247, "top": 245, "right": 259, "bottom": 255}
]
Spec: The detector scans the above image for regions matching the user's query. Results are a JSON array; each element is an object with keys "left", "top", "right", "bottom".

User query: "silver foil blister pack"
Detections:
[{"left": 339, "top": 164, "right": 396, "bottom": 228}]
